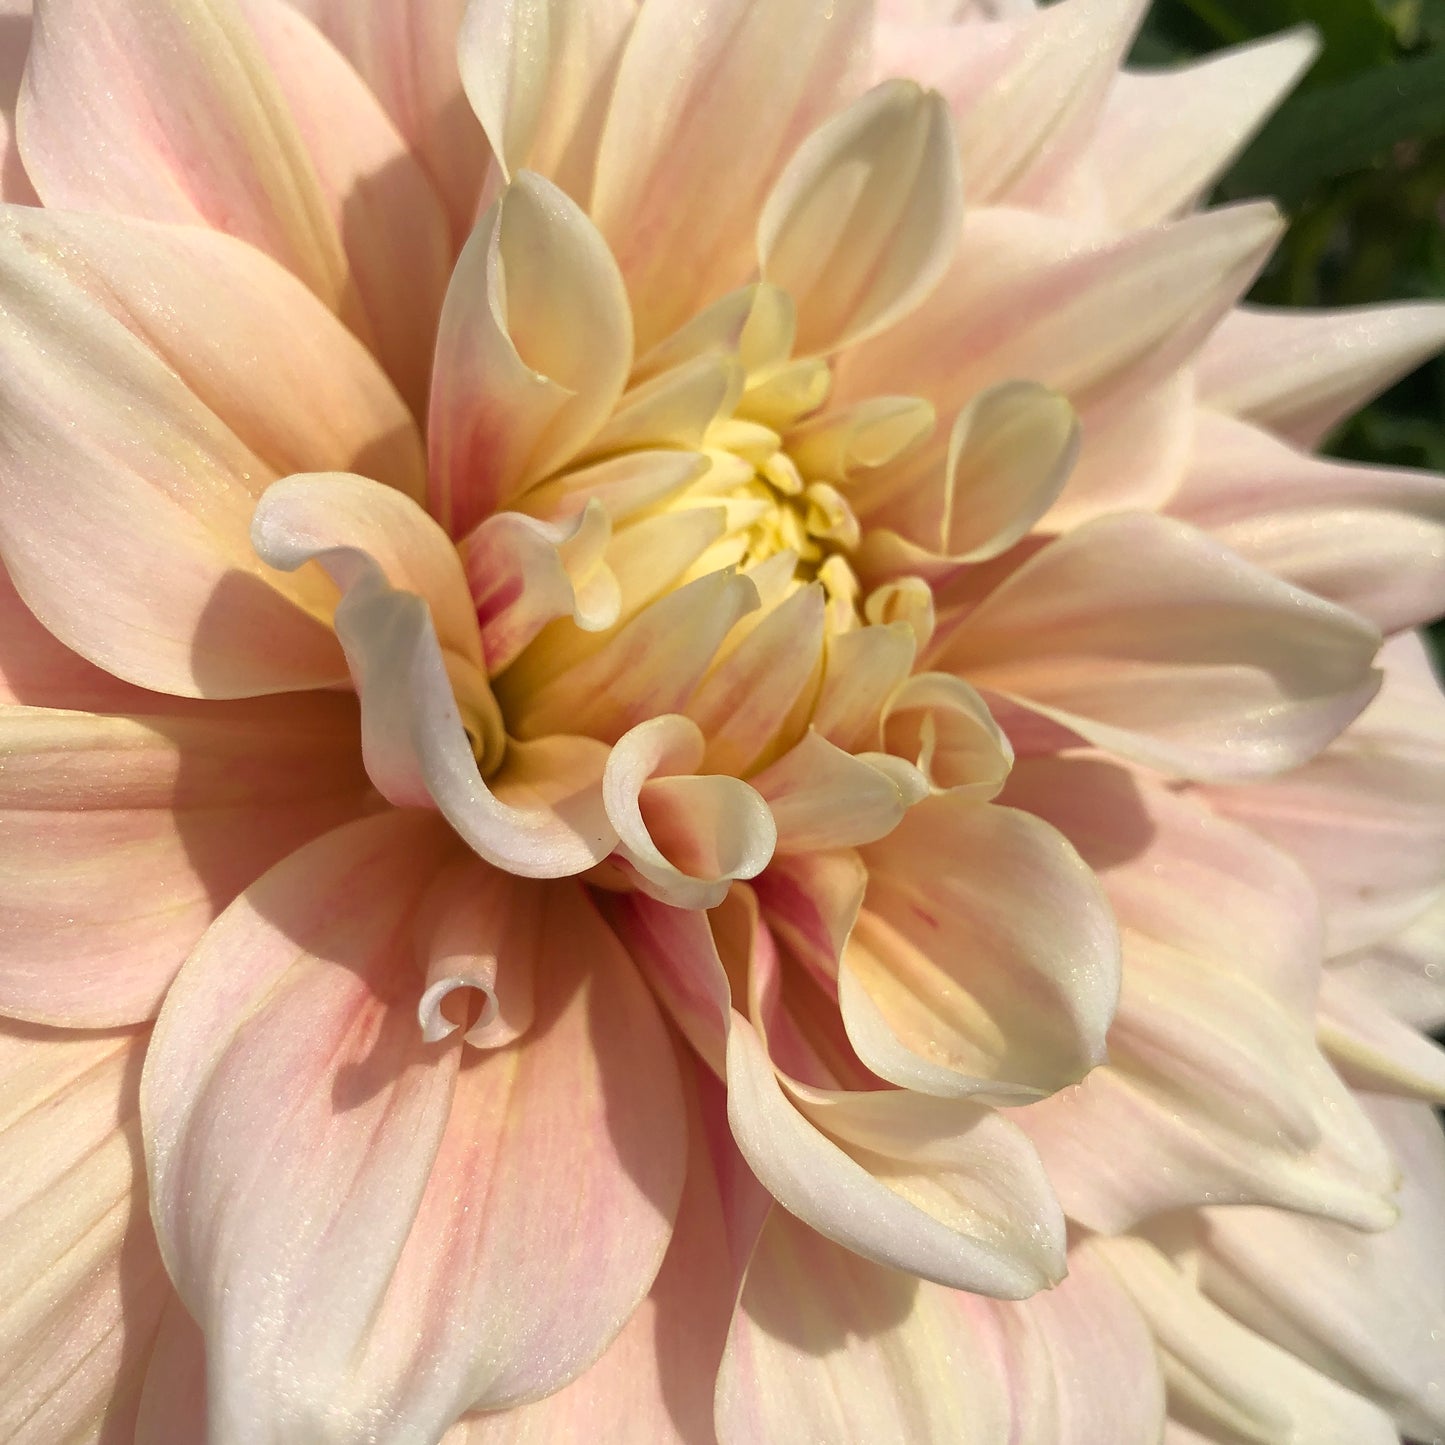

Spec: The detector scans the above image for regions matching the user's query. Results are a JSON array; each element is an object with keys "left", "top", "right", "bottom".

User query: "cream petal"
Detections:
[
  {"left": 1096, "top": 1236, "right": 1399, "bottom": 1445},
  {"left": 1202, "top": 630, "right": 1445, "bottom": 954},
  {"left": 716, "top": 1208, "right": 1012, "bottom": 1445},
  {"left": 0, "top": 1020, "right": 171, "bottom": 1445},
  {"left": 519, "top": 448, "right": 710, "bottom": 526},
  {"left": 458, "top": 0, "right": 634, "bottom": 200},
  {"left": 759, "top": 79, "right": 961, "bottom": 354},
  {"left": 235, "top": 0, "right": 453, "bottom": 415},
  {"left": 1009, "top": 757, "right": 1397, "bottom": 1232},
  {"left": 844, "top": 795, "right": 1117, "bottom": 1102},
  {"left": 1318, "top": 972, "right": 1445, "bottom": 1104},
  {"left": 287, "top": 0, "right": 485, "bottom": 243},
  {"left": 1197, "top": 301, "right": 1445, "bottom": 449},
  {"left": 144, "top": 816, "right": 687, "bottom": 1441},
  {"left": 428, "top": 171, "right": 633, "bottom": 538},
  {"left": 1331, "top": 887, "right": 1445, "bottom": 1033},
  {"left": 0, "top": 214, "right": 344, "bottom": 698},
  {"left": 939, "top": 511, "right": 1383, "bottom": 782},
  {"left": 2, "top": 206, "right": 425, "bottom": 501},
  {"left": 1090, "top": 28, "right": 1319, "bottom": 227},
  {"left": 1199, "top": 1095, "right": 1445, "bottom": 1443},
  {"left": 811, "top": 621, "right": 917, "bottom": 753},
  {"left": 585, "top": 354, "right": 744, "bottom": 455},
  {"left": 0, "top": 694, "right": 371, "bottom": 1027},
  {"left": 18, "top": 0, "right": 346, "bottom": 306},
  {"left": 880, "top": 671, "right": 1013, "bottom": 799},
  {"left": 590, "top": 0, "right": 873, "bottom": 347},
  {"left": 602, "top": 714, "right": 775, "bottom": 910}
]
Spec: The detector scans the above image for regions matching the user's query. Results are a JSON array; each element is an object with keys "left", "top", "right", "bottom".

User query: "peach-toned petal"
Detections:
[
  {"left": 1318, "top": 971, "right": 1445, "bottom": 1103},
  {"left": 590, "top": 0, "right": 874, "bottom": 347},
  {"left": 0, "top": 693, "right": 371, "bottom": 1026},
  {"left": 144, "top": 814, "right": 686, "bottom": 1441},
  {"left": 753, "top": 848, "right": 869, "bottom": 986},
  {"left": 448, "top": 1060, "right": 736, "bottom": 1445},
  {"left": 1174, "top": 411, "right": 1445, "bottom": 634},
  {"left": 716, "top": 1207, "right": 1011, "bottom": 1445},
  {"left": 939, "top": 511, "right": 1382, "bottom": 781},
  {"left": 0, "top": 1020, "right": 171, "bottom": 1445},
  {"left": 287, "top": 0, "right": 485, "bottom": 243},
  {"left": 1090, "top": 28, "right": 1318, "bottom": 227},
  {"left": 1010, "top": 758, "right": 1396, "bottom": 1231},
  {"left": 236, "top": 0, "right": 453, "bottom": 415},
  {"left": 18, "top": 0, "right": 346, "bottom": 306},
  {"left": 880, "top": 671, "right": 1013, "bottom": 799},
  {"left": 4, "top": 206, "right": 425, "bottom": 500},
  {"left": 0, "top": 0, "right": 36, "bottom": 205},
  {"left": 458, "top": 0, "right": 634, "bottom": 201},
  {"left": 133, "top": 1299, "right": 206, "bottom": 1445},
  {"left": 0, "top": 214, "right": 345, "bottom": 697},
  {"left": 428, "top": 172, "right": 633, "bottom": 538},
  {"left": 1199, "top": 1095, "right": 1445, "bottom": 1443},
  {"left": 1096, "top": 1235, "right": 1399, "bottom": 1445},
  {"left": 1202, "top": 630, "right": 1445, "bottom": 954},
  {"left": 844, "top": 795, "right": 1118, "bottom": 1102},
  {"left": 1197, "top": 301, "right": 1445, "bottom": 448},
  {"left": 602, "top": 713, "right": 776, "bottom": 909},
  {"left": 759, "top": 79, "right": 961, "bottom": 354}
]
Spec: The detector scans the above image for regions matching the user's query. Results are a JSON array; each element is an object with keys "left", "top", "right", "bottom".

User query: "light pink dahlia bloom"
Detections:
[{"left": 0, "top": 0, "right": 1443, "bottom": 1440}]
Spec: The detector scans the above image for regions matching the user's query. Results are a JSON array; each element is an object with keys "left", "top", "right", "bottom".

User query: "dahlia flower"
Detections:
[{"left": 1, "top": 0, "right": 1443, "bottom": 1439}]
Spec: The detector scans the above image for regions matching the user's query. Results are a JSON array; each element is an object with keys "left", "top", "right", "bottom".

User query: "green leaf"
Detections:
[
  {"left": 1218, "top": 47, "right": 1445, "bottom": 204},
  {"left": 1169, "top": 0, "right": 1394, "bottom": 81}
]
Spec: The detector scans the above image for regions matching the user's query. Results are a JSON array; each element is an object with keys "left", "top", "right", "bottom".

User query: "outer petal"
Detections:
[
  {"left": 1318, "top": 971, "right": 1445, "bottom": 1103},
  {"left": 18, "top": 0, "right": 347, "bottom": 309},
  {"left": 758, "top": 79, "right": 962, "bottom": 353},
  {"left": 937, "top": 512, "right": 1383, "bottom": 781},
  {"left": 1089, "top": 28, "right": 1318, "bottom": 227},
  {"left": 1010, "top": 758, "right": 1396, "bottom": 1232},
  {"left": 0, "top": 1020, "right": 172, "bottom": 1445},
  {"left": 590, "top": 0, "right": 874, "bottom": 347},
  {"left": 1331, "top": 887, "right": 1445, "bottom": 1033},
  {"left": 1096, "top": 1235, "right": 1399, "bottom": 1445},
  {"left": 1199, "top": 1095, "right": 1445, "bottom": 1443},
  {"left": 143, "top": 812, "right": 687, "bottom": 1443},
  {"left": 0, "top": 210, "right": 346, "bottom": 697},
  {"left": 1197, "top": 301, "right": 1445, "bottom": 448},
  {"left": 0, "top": 692, "right": 372, "bottom": 1026},
  {"left": 428, "top": 172, "right": 633, "bottom": 538},
  {"left": 844, "top": 795, "right": 1120, "bottom": 1102}
]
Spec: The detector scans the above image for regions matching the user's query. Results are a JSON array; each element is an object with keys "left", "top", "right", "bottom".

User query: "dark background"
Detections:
[{"left": 1128, "top": 0, "right": 1445, "bottom": 661}]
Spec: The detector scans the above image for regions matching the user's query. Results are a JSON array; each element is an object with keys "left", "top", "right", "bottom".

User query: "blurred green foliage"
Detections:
[{"left": 1131, "top": 0, "right": 1445, "bottom": 659}]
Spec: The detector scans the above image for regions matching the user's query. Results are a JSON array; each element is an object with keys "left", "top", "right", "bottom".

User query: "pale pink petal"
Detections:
[
  {"left": 590, "top": 0, "right": 873, "bottom": 347},
  {"left": 0, "top": 1020, "right": 172, "bottom": 1445},
  {"left": 144, "top": 813, "right": 686, "bottom": 1441},
  {"left": 1202, "top": 630, "right": 1445, "bottom": 954},
  {"left": 18, "top": 0, "right": 347, "bottom": 307},
  {"left": 236, "top": 0, "right": 453, "bottom": 415},
  {"left": 1173, "top": 411, "right": 1445, "bottom": 634},
  {"left": 938, "top": 511, "right": 1382, "bottom": 781},
  {"left": 1197, "top": 302, "right": 1445, "bottom": 448},
  {"left": 758, "top": 79, "right": 961, "bottom": 353},
  {"left": 1010, "top": 757, "right": 1397, "bottom": 1231},
  {"left": 1090, "top": 28, "right": 1318, "bottom": 227},
  {"left": 449, "top": 1060, "right": 736, "bottom": 1445},
  {"left": 1318, "top": 972, "right": 1445, "bottom": 1103},
  {"left": 287, "top": 0, "right": 485, "bottom": 242},
  {"left": 844, "top": 794, "right": 1118, "bottom": 1102},
  {"left": 601, "top": 713, "right": 776, "bottom": 910},
  {"left": 716, "top": 1207, "right": 1011, "bottom": 1444},
  {"left": 1096, "top": 1235, "right": 1399, "bottom": 1445},
  {"left": 0, "top": 215, "right": 345, "bottom": 697},
  {"left": 133, "top": 1300, "right": 207, "bottom": 1445},
  {"left": 0, "top": 692, "right": 372, "bottom": 1026},
  {"left": 428, "top": 171, "right": 633, "bottom": 538},
  {"left": 253, "top": 490, "right": 618, "bottom": 876},
  {"left": 4, "top": 205, "right": 425, "bottom": 501},
  {"left": 1331, "top": 887, "right": 1445, "bottom": 1033},
  {"left": 1199, "top": 1095, "right": 1445, "bottom": 1443},
  {"left": 458, "top": 0, "right": 634, "bottom": 201},
  {"left": 0, "top": 0, "right": 37, "bottom": 204}
]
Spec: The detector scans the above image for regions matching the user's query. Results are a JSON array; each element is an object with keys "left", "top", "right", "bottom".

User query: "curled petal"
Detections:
[
  {"left": 601, "top": 714, "right": 776, "bottom": 910},
  {"left": 759, "top": 79, "right": 961, "bottom": 353},
  {"left": 144, "top": 813, "right": 686, "bottom": 1441},
  {"left": 428, "top": 171, "right": 633, "bottom": 536},
  {"left": 880, "top": 671, "right": 1013, "bottom": 799},
  {"left": 845, "top": 795, "right": 1119, "bottom": 1102}
]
